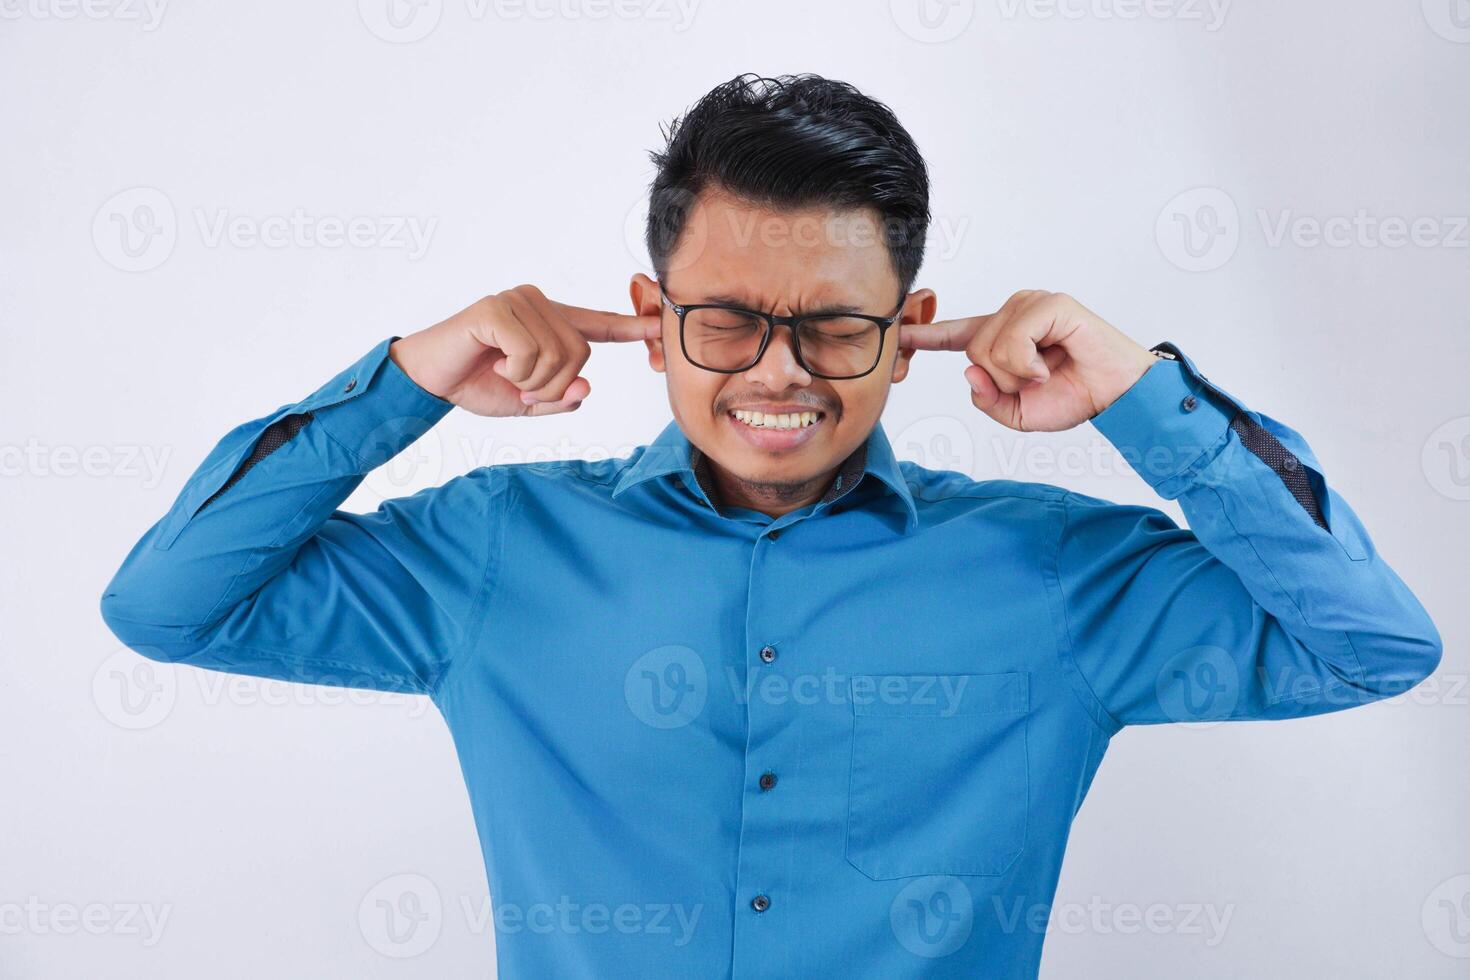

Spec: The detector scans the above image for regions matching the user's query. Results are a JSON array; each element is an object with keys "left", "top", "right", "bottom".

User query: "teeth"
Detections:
[{"left": 732, "top": 409, "right": 821, "bottom": 429}]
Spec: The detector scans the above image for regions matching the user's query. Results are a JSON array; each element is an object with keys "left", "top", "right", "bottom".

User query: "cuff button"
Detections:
[{"left": 1181, "top": 395, "right": 1198, "bottom": 412}]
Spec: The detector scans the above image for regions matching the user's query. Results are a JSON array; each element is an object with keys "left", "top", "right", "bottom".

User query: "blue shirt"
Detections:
[{"left": 100, "top": 337, "right": 1442, "bottom": 978}]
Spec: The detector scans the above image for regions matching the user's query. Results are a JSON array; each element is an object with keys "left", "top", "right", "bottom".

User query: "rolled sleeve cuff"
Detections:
[{"left": 1090, "top": 356, "right": 1233, "bottom": 497}]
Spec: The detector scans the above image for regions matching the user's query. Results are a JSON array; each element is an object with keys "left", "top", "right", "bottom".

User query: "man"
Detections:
[{"left": 100, "top": 73, "right": 1441, "bottom": 978}]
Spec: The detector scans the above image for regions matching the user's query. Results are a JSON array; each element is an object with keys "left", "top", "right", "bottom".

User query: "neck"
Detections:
[
  {"left": 692, "top": 435, "right": 870, "bottom": 520},
  {"left": 706, "top": 459, "right": 841, "bottom": 519}
]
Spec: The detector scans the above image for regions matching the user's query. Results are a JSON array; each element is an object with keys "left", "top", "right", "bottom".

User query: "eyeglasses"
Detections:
[{"left": 658, "top": 283, "right": 906, "bottom": 381}]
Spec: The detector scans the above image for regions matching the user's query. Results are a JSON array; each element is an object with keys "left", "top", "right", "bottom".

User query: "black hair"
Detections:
[{"left": 645, "top": 72, "right": 932, "bottom": 297}]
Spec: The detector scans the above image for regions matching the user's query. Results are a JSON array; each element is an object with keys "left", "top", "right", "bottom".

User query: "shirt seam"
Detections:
[
  {"left": 176, "top": 642, "right": 422, "bottom": 691},
  {"left": 1049, "top": 493, "right": 1124, "bottom": 736},
  {"left": 430, "top": 467, "right": 511, "bottom": 700},
  {"left": 530, "top": 461, "right": 628, "bottom": 490}
]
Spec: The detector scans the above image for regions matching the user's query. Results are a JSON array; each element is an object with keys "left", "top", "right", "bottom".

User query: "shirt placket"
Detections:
[{"left": 687, "top": 447, "right": 867, "bottom": 979}]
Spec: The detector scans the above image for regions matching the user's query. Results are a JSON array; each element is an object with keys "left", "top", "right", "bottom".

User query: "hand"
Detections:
[
  {"left": 389, "top": 285, "right": 660, "bottom": 418},
  {"left": 899, "top": 290, "right": 1158, "bottom": 432}
]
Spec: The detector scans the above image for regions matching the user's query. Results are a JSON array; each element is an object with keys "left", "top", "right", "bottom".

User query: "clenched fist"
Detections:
[
  {"left": 389, "top": 285, "right": 661, "bottom": 418},
  {"left": 900, "top": 290, "right": 1158, "bottom": 432}
]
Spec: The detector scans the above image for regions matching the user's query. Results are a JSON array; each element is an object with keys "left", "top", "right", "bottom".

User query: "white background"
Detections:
[{"left": 3, "top": 1, "right": 1468, "bottom": 976}]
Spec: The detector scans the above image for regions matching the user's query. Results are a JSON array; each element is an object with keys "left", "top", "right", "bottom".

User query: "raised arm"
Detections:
[
  {"left": 1056, "top": 348, "right": 1441, "bottom": 729},
  {"left": 98, "top": 337, "right": 493, "bottom": 693},
  {"left": 901, "top": 289, "right": 1441, "bottom": 730},
  {"left": 99, "top": 287, "right": 658, "bottom": 694}
]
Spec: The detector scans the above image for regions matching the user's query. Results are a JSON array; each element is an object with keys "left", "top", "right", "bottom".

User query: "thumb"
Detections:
[
  {"left": 523, "top": 377, "right": 591, "bottom": 416},
  {"left": 965, "top": 364, "right": 1019, "bottom": 428}
]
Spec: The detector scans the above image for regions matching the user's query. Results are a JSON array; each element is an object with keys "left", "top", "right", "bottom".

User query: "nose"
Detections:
[{"left": 742, "top": 323, "right": 812, "bottom": 389}]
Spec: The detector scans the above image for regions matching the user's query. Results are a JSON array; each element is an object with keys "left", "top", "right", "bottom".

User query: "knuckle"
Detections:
[
  {"left": 496, "top": 291, "right": 531, "bottom": 323},
  {"left": 489, "top": 299, "right": 522, "bottom": 333},
  {"left": 535, "top": 352, "right": 567, "bottom": 384}
]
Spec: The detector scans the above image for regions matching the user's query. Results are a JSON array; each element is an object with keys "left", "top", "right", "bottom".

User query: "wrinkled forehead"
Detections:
[{"left": 663, "top": 189, "right": 901, "bottom": 314}]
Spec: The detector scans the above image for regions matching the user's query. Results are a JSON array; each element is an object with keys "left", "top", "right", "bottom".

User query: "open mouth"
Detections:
[{"left": 728, "top": 409, "right": 825, "bottom": 430}]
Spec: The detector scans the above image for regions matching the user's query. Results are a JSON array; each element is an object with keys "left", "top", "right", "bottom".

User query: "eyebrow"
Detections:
[{"left": 698, "top": 293, "right": 868, "bottom": 317}]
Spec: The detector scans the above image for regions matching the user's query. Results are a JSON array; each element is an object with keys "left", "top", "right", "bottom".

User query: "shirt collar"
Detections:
[{"left": 612, "top": 418, "right": 919, "bottom": 534}]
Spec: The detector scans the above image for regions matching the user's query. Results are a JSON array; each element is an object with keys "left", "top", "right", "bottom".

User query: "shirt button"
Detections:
[
  {"left": 751, "top": 895, "right": 771, "bottom": 913},
  {"left": 1181, "top": 394, "right": 1198, "bottom": 412},
  {"left": 759, "top": 772, "right": 777, "bottom": 791},
  {"left": 759, "top": 645, "right": 777, "bottom": 664},
  {"left": 768, "top": 528, "right": 781, "bottom": 541}
]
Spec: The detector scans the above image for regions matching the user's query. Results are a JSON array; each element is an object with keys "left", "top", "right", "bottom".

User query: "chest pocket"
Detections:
[{"left": 845, "top": 671, "right": 1029, "bottom": 880}]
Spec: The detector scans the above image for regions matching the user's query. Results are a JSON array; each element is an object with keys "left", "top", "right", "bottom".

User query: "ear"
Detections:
[
  {"left": 890, "top": 287, "right": 937, "bottom": 384},
  {"left": 630, "top": 273, "right": 666, "bottom": 374}
]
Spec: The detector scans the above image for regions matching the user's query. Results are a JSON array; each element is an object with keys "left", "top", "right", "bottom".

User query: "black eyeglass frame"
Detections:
[{"left": 658, "top": 283, "right": 908, "bottom": 381}]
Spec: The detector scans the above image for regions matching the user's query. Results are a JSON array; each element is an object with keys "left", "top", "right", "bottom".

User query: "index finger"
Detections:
[
  {"left": 553, "top": 301, "right": 662, "bottom": 343},
  {"left": 898, "top": 315, "right": 992, "bottom": 352}
]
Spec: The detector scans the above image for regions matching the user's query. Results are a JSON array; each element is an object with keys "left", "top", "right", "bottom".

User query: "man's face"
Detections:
[{"left": 632, "top": 188, "right": 935, "bottom": 500}]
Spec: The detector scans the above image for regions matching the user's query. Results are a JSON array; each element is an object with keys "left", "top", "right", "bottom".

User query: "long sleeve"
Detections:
[
  {"left": 99, "top": 337, "right": 504, "bottom": 696},
  {"left": 1051, "top": 345, "right": 1442, "bottom": 730}
]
